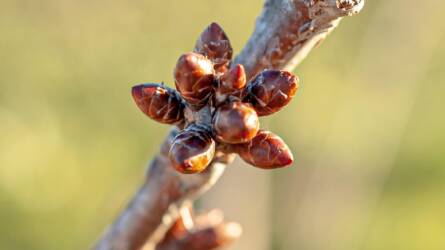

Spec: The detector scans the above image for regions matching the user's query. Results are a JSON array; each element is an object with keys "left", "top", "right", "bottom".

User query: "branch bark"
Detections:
[
  {"left": 236, "top": 0, "right": 365, "bottom": 78},
  {"left": 94, "top": 1, "right": 364, "bottom": 249}
]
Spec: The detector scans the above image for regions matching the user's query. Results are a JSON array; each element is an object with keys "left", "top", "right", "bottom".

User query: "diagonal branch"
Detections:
[
  {"left": 94, "top": 1, "right": 364, "bottom": 249},
  {"left": 236, "top": 0, "right": 365, "bottom": 78}
]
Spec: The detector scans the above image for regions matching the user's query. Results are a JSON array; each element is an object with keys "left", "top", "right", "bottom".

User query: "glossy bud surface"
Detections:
[
  {"left": 247, "top": 70, "right": 298, "bottom": 116},
  {"left": 169, "top": 125, "right": 215, "bottom": 174},
  {"left": 174, "top": 52, "right": 215, "bottom": 106},
  {"left": 132, "top": 84, "right": 183, "bottom": 124},
  {"left": 217, "top": 64, "right": 246, "bottom": 97},
  {"left": 237, "top": 130, "right": 293, "bottom": 169},
  {"left": 195, "top": 22, "right": 233, "bottom": 73},
  {"left": 212, "top": 102, "right": 259, "bottom": 144}
]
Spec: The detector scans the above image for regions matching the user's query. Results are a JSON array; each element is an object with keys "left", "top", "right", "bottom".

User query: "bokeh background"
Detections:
[{"left": 1, "top": 0, "right": 444, "bottom": 249}]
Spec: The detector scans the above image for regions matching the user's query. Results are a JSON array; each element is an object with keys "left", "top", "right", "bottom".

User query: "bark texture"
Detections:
[{"left": 236, "top": 0, "right": 365, "bottom": 78}]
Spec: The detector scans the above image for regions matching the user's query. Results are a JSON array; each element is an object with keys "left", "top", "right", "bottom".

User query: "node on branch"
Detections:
[{"left": 132, "top": 22, "right": 299, "bottom": 174}]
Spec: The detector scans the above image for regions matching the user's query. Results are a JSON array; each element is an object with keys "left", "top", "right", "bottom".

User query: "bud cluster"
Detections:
[{"left": 132, "top": 22, "right": 299, "bottom": 174}]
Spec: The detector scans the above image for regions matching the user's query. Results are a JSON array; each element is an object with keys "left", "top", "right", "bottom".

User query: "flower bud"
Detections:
[
  {"left": 212, "top": 102, "right": 259, "bottom": 144},
  {"left": 160, "top": 128, "right": 180, "bottom": 156},
  {"left": 195, "top": 22, "right": 233, "bottom": 73},
  {"left": 169, "top": 125, "right": 215, "bottom": 174},
  {"left": 246, "top": 70, "right": 299, "bottom": 116},
  {"left": 215, "top": 64, "right": 246, "bottom": 103},
  {"left": 174, "top": 52, "right": 215, "bottom": 106},
  {"left": 132, "top": 83, "right": 184, "bottom": 124},
  {"left": 236, "top": 130, "right": 293, "bottom": 169}
]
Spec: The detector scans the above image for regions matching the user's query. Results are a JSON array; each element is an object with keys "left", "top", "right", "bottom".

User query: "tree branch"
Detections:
[
  {"left": 94, "top": 1, "right": 364, "bottom": 249},
  {"left": 95, "top": 129, "right": 227, "bottom": 250},
  {"left": 236, "top": 0, "right": 365, "bottom": 78}
]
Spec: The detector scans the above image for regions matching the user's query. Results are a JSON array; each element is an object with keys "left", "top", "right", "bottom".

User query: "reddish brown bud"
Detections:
[
  {"left": 171, "top": 223, "right": 241, "bottom": 250},
  {"left": 215, "top": 64, "right": 246, "bottom": 102},
  {"left": 160, "top": 215, "right": 188, "bottom": 244},
  {"left": 160, "top": 129, "right": 180, "bottom": 156},
  {"left": 195, "top": 22, "right": 233, "bottom": 73},
  {"left": 132, "top": 84, "right": 184, "bottom": 124},
  {"left": 156, "top": 209, "right": 241, "bottom": 250},
  {"left": 169, "top": 125, "right": 215, "bottom": 174},
  {"left": 174, "top": 52, "right": 215, "bottom": 106},
  {"left": 246, "top": 70, "right": 299, "bottom": 116},
  {"left": 212, "top": 102, "right": 259, "bottom": 144},
  {"left": 236, "top": 130, "right": 293, "bottom": 169}
]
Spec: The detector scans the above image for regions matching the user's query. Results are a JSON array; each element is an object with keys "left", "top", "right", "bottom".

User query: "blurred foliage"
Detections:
[{"left": 0, "top": 0, "right": 444, "bottom": 250}]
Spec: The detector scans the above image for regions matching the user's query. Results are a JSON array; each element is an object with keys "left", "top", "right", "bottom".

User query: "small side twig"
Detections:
[
  {"left": 155, "top": 206, "right": 242, "bottom": 250},
  {"left": 94, "top": 1, "right": 364, "bottom": 249}
]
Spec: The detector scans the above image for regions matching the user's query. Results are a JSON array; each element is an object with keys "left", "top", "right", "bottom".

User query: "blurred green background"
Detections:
[{"left": 1, "top": 0, "right": 444, "bottom": 249}]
